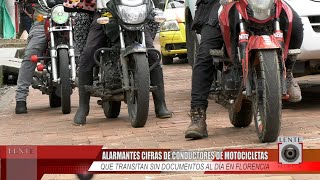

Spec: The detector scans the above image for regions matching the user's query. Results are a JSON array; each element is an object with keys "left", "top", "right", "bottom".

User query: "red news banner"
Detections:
[{"left": 0, "top": 146, "right": 320, "bottom": 179}]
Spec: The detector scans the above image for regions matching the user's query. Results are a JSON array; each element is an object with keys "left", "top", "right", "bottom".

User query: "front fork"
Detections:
[
  {"left": 237, "top": 13, "right": 250, "bottom": 96},
  {"left": 237, "top": 14, "right": 286, "bottom": 97},
  {"left": 274, "top": 19, "right": 287, "bottom": 96},
  {"left": 68, "top": 17, "right": 77, "bottom": 82},
  {"left": 119, "top": 26, "right": 146, "bottom": 91},
  {"left": 49, "top": 19, "right": 58, "bottom": 83}
]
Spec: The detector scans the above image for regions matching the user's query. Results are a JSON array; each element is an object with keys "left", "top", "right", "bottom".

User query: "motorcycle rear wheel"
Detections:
[
  {"left": 126, "top": 53, "right": 150, "bottom": 128},
  {"left": 103, "top": 101, "right": 121, "bottom": 118},
  {"left": 58, "top": 49, "right": 71, "bottom": 114},
  {"left": 49, "top": 89, "right": 61, "bottom": 108},
  {"left": 252, "top": 50, "right": 282, "bottom": 143},
  {"left": 228, "top": 99, "right": 253, "bottom": 127}
]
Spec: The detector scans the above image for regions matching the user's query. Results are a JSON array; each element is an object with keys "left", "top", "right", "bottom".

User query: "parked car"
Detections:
[
  {"left": 159, "top": 0, "right": 187, "bottom": 65},
  {"left": 284, "top": 0, "right": 320, "bottom": 77},
  {"left": 185, "top": 0, "right": 320, "bottom": 76}
]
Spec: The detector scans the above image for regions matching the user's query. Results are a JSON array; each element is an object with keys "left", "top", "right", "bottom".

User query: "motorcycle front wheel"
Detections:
[
  {"left": 126, "top": 53, "right": 150, "bottom": 128},
  {"left": 58, "top": 49, "right": 71, "bottom": 114},
  {"left": 252, "top": 50, "right": 282, "bottom": 143}
]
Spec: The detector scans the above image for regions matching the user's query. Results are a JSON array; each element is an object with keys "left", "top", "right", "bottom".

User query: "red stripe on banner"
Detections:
[
  {"left": 37, "top": 145, "right": 103, "bottom": 159},
  {"left": 36, "top": 146, "right": 103, "bottom": 179},
  {"left": 0, "top": 146, "right": 5, "bottom": 180},
  {"left": 0, "top": 146, "right": 320, "bottom": 179}
]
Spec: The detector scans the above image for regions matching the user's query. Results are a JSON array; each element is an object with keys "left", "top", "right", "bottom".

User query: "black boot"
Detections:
[
  {"left": 73, "top": 70, "right": 93, "bottom": 125},
  {"left": 15, "top": 101, "right": 27, "bottom": 114},
  {"left": 150, "top": 66, "right": 172, "bottom": 118}
]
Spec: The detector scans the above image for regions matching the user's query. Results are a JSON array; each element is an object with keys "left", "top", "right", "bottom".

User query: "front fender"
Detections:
[
  {"left": 123, "top": 43, "right": 147, "bottom": 58},
  {"left": 56, "top": 44, "right": 69, "bottom": 49},
  {"left": 247, "top": 35, "right": 282, "bottom": 52}
]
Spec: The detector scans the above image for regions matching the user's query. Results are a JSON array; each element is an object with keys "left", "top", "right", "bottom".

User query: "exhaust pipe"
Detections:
[{"left": 32, "top": 77, "right": 42, "bottom": 89}]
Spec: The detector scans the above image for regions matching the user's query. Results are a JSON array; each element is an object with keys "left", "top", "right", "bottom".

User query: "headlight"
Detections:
[
  {"left": 51, "top": 5, "right": 69, "bottom": 24},
  {"left": 118, "top": 5, "right": 147, "bottom": 24},
  {"left": 247, "top": 0, "right": 274, "bottom": 20},
  {"left": 160, "top": 20, "right": 180, "bottom": 32},
  {"left": 121, "top": 0, "right": 144, "bottom": 6}
]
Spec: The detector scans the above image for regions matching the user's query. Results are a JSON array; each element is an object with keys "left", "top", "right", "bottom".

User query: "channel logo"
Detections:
[{"left": 278, "top": 136, "right": 303, "bottom": 164}]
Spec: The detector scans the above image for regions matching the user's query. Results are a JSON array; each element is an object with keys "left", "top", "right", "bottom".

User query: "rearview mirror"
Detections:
[{"left": 158, "top": 1, "right": 165, "bottom": 10}]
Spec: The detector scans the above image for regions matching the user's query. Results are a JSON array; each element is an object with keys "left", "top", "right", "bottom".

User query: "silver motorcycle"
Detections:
[{"left": 31, "top": 0, "right": 77, "bottom": 114}]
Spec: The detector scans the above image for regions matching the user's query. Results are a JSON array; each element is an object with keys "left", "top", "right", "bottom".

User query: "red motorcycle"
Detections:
[{"left": 210, "top": 0, "right": 301, "bottom": 142}]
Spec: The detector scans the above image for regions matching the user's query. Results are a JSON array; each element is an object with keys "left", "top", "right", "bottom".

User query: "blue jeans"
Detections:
[{"left": 21, "top": 16, "right": 32, "bottom": 33}]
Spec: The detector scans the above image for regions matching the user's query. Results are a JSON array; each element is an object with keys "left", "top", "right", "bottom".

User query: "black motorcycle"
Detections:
[{"left": 86, "top": 0, "right": 164, "bottom": 127}]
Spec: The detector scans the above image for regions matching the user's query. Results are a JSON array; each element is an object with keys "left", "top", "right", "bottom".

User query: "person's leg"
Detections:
[
  {"left": 74, "top": 13, "right": 108, "bottom": 125},
  {"left": 185, "top": 22, "right": 224, "bottom": 139},
  {"left": 185, "top": 0, "right": 224, "bottom": 139},
  {"left": 17, "top": 15, "right": 26, "bottom": 38},
  {"left": 25, "top": 17, "right": 32, "bottom": 34},
  {"left": 145, "top": 29, "right": 172, "bottom": 118},
  {"left": 280, "top": 6, "right": 304, "bottom": 102},
  {"left": 15, "top": 22, "right": 47, "bottom": 113}
]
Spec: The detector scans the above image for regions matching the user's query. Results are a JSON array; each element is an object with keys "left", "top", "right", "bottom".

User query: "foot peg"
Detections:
[{"left": 288, "top": 49, "right": 301, "bottom": 56}]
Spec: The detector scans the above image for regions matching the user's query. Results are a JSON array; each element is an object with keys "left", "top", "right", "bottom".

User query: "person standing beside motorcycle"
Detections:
[
  {"left": 73, "top": 0, "right": 172, "bottom": 125},
  {"left": 17, "top": 0, "right": 34, "bottom": 37},
  {"left": 185, "top": 0, "right": 304, "bottom": 139},
  {"left": 15, "top": 0, "right": 50, "bottom": 114}
]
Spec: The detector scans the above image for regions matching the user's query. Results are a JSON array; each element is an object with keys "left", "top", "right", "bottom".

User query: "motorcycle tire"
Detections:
[
  {"left": 126, "top": 53, "right": 150, "bottom": 128},
  {"left": 76, "top": 173, "right": 93, "bottom": 180},
  {"left": 58, "top": 49, "right": 72, "bottom": 114},
  {"left": 49, "top": 90, "right": 61, "bottom": 108},
  {"left": 161, "top": 55, "right": 173, "bottom": 65},
  {"left": 252, "top": 50, "right": 282, "bottom": 143},
  {"left": 228, "top": 99, "right": 253, "bottom": 127},
  {"left": 103, "top": 101, "right": 121, "bottom": 118}
]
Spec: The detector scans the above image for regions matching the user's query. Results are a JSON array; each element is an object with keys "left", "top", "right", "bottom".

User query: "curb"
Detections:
[{"left": 0, "top": 65, "right": 19, "bottom": 88}]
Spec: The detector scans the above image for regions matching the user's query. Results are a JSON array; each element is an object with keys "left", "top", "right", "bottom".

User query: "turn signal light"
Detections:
[
  {"left": 31, "top": 55, "right": 39, "bottom": 63},
  {"left": 37, "top": 64, "right": 45, "bottom": 71},
  {"left": 36, "top": 15, "right": 44, "bottom": 22}
]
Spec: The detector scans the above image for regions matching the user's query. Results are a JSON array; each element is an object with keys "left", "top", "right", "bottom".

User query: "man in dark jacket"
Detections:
[{"left": 185, "top": 0, "right": 304, "bottom": 139}]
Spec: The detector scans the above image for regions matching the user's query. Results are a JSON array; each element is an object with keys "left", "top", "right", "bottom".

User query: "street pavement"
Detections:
[{"left": 1, "top": 39, "right": 320, "bottom": 179}]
